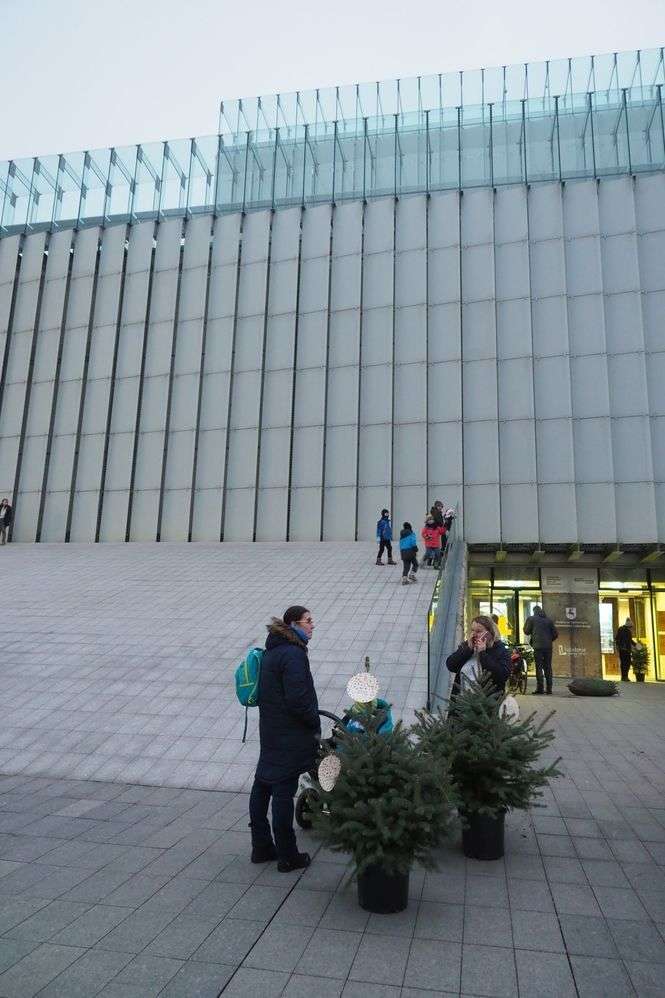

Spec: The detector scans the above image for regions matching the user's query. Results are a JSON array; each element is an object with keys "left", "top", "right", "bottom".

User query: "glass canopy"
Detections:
[{"left": 1, "top": 47, "right": 663, "bottom": 235}]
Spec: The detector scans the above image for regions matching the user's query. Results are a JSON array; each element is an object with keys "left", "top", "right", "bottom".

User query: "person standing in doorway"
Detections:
[
  {"left": 0, "top": 499, "right": 12, "bottom": 545},
  {"left": 249, "top": 606, "right": 319, "bottom": 872},
  {"left": 376, "top": 509, "right": 396, "bottom": 566},
  {"left": 524, "top": 605, "right": 558, "bottom": 696},
  {"left": 399, "top": 522, "right": 419, "bottom": 585},
  {"left": 615, "top": 618, "right": 634, "bottom": 682}
]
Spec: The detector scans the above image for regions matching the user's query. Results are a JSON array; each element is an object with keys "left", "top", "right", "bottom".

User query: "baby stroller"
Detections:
[
  {"left": 295, "top": 699, "right": 394, "bottom": 829},
  {"left": 507, "top": 645, "right": 529, "bottom": 695}
]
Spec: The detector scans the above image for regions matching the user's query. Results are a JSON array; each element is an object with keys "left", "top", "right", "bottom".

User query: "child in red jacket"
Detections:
[{"left": 421, "top": 516, "right": 444, "bottom": 567}]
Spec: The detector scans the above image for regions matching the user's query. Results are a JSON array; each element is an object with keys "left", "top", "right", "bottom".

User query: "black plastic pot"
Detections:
[
  {"left": 357, "top": 864, "right": 409, "bottom": 913},
  {"left": 635, "top": 673, "right": 646, "bottom": 683},
  {"left": 462, "top": 810, "right": 505, "bottom": 861}
]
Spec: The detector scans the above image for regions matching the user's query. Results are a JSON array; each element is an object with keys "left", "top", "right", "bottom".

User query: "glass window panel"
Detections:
[
  {"left": 558, "top": 98, "right": 595, "bottom": 179},
  {"left": 592, "top": 92, "right": 630, "bottom": 176},
  {"left": 491, "top": 105, "right": 524, "bottom": 185},
  {"left": 133, "top": 141, "right": 163, "bottom": 220},
  {"left": 107, "top": 146, "right": 137, "bottom": 223}
]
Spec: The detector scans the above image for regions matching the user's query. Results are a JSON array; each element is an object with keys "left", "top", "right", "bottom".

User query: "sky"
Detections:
[{"left": 2, "top": 0, "right": 665, "bottom": 161}]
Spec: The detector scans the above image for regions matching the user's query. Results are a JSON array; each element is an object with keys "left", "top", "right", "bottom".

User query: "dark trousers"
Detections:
[
  {"left": 402, "top": 554, "right": 418, "bottom": 577},
  {"left": 377, "top": 539, "right": 393, "bottom": 561},
  {"left": 619, "top": 649, "right": 632, "bottom": 681},
  {"left": 249, "top": 775, "right": 299, "bottom": 861},
  {"left": 534, "top": 648, "right": 553, "bottom": 693}
]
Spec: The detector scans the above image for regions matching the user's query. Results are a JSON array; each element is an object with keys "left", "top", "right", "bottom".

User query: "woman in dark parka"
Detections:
[
  {"left": 446, "top": 614, "right": 512, "bottom": 695},
  {"left": 249, "top": 605, "right": 320, "bottom": 872}
]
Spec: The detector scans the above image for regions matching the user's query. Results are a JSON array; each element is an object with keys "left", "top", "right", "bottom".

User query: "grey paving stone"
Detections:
[
  {"left": 3, "top": 899, "right": 91, "bottom": 943},
  {"left": 113, "top": 952, "right": 184, "bottom": 990},
  {"left": 36, "top": 948, "right": 133, "bottom": 998},
  {"left": 414, "top": 901, "right": 464, "bottom": 942},
  {"left": 637, "top": 889, "right": 665, "bottom": 921},
  {"left": 403, "top": 938, "right": 461, "bottom": 992},
  {"left": 103, "top": 872, "right": 172, "bottom": 907},
  {"left": 465, "top": 874, "right": 509, "bottom": 909},
  {"left": 624, "top": 959, "right": 665, "bottom": 997},
  {"left": 317, "top": 892, "right": 371, "bottom": 933},
  {"left": 243, "top": 923, "right": 315, "bottom": 973},
  {"left": 183, "top": 880, "right": 248, "bottom": 919},
  {"left": 296, "top": 927, "right": 364, "bottom": 980},
  {"left": 504, "top": 854, "right": 546, "bottom": 880},
  {"left": 461, "top": 943, "right": 518, "bottom": 997},
  {"left": 158, "top": 959, "right": 235, "bottom": 998},
  {"left": 421, "top": 872, "right": 466, "bottom": 904},
  {"left": 145, "top": 912, "right": 223, "bottom": 959},
  {"left": 592, "top": 885, "right": 650, "bottom": 920},
  {"left": 227, "top": 884, "right": 291, "bottom": 925},
  {"left": 270, "top": 888, "right": 333, "bottom": 927},
  {"left": 510, "top": 910, "right": 565, "bottom": 952},
  {"left": 0, "top": 942, "right": 86, "bottom": 998},
  {"left": 0, "top": 938, "right": 39, "bottom": 975},
  {"left": 514, "top": 948, "right": 577, "bottom": 998},
  {"left": 607, "top": 916, "right": 665, "bottom": 963},
  {"left": 463, "top": 904, "right": 513, "bottom": 947},
  {"left": 573, "top": 837, "right": 614, "bottom": 861},
  {"left": 193, "top": 916, "right": 265, "bottom": 964},
  {"left": 570, "top": 955, "right": 635, "bottom": 998},
  {"left": 0, "top": 897, "right": 50, "bottom": 934},
  {"left": 582, "top": 859, "right": 630, "bottom": 887},
  {"left": 282, "top": 975, "right": 343, "bottom": 997},
  {"left": 342, "top": 984, "right": 400, "bottom": 997},
  {"left": 558, "top": 914, "right": 618, "bottom": 956},
  {"left": 507, "top": 878, "right": 555, "bottom": 912},
  {"left": 550, "top": 881, "right": 602, "bottom": 916},
  {"left": 543, "top": 855, "right": 587, "bottom": 884},
  {"left": 94, "top": 903, "right": 179, "bottom": 954},
  {"left": 295, "top": 862, "right": 346, "bottom": 892},
  {"left": 536, "top": 834, "right": 577, "bottom": 857},
  {"left": 49, "top": 903, "right": 132, "bottom": 948},
  {"left": 365, "top": 905, "right": 417, "bottom": 937},
  {"left": 221, "top": 967, "right": 290, "bottom": 996},
  {"left": 63, "top": 867, "right": 135, "bottom": 903},
  {"left": 348, "top": 933, "right": 411, "bottom": 985}
]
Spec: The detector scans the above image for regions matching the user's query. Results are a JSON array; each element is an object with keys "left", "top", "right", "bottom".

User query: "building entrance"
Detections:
[
  {"left": 599, "top": 589, "right": 656, "bottom": 682},
  {"left": 468, "top": 581, "right": 542, "bottom": 647}
]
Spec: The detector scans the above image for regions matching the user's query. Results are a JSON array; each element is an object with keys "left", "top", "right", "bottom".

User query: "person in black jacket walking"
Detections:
[
  {"left": 446, "top": 615, "right": 511, "bottom": 694},
  {"left": 615, "top": 618, "right": 634, "bottom": 682},
  {"left": 249, "top": 606, "right": 319, "bottom": 872},
  {"left": 0, "top": 499, "right": 12, "bottom": 545},
  {"left": 524, "top": 605, "right": 558, "bottom": 695}
]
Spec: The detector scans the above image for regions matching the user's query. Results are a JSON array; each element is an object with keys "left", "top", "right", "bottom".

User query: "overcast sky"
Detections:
[{"left": 2, "top": 0, "right": 664, "bottom": 160}]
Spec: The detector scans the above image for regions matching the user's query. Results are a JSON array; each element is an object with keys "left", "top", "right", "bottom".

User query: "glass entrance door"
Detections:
[
  {"left": 599, "top": 590, "right": 656, "bottom": 681},
  {"left": 468, "top": 586, "right": 542, "bottom": 646}
]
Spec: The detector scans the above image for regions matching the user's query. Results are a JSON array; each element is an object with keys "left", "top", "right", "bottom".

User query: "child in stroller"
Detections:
[{"left": 295, "top": 666, "right": 394, "bottom": 829}]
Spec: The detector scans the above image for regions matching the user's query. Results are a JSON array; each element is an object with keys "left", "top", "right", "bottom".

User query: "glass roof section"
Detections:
[{"left": 1, "top": 47, "right": 663, "bottom": 236}]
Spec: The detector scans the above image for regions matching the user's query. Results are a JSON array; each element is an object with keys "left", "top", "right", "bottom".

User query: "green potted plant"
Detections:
[
  {"left": 413, "top": 676, "right": 561, "bottom": 861},
  {"left": 311, "top": 719, "right": 454, "bottom": 913},
  {"left": 631, "top": 642, "right": 649, "bottom": 683},
  {"left": 568, "top": 677, "right": 618, "bottom": 696}
]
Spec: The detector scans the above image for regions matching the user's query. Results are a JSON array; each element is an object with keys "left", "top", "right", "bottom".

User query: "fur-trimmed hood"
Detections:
[{"left": 266, "top": 617, "right": 308, "bottom": 650}]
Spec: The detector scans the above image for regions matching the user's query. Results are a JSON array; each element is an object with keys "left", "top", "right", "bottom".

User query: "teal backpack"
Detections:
[{"left": 235, "top": 647, "right": 263, "bottom": 742}]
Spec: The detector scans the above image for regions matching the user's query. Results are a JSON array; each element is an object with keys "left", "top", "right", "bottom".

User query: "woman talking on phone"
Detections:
[{"left": 446, "top": 615, "right": 511, "bottom": 695}]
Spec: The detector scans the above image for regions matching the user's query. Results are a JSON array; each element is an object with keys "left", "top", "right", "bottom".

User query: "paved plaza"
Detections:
[
  {"left": 0, "top": 543, "right": 432, "bottom": 793},
  {"left": 0, "top": 685, "right": 663, "bottom": 996}
]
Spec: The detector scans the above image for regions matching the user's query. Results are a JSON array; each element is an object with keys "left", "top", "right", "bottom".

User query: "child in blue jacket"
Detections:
[
  {"left": 376, "top": 509, "right": 396, "bottom": 565},
  {"left": 399, "top": 522, "right": 419, "bottom": 585}
]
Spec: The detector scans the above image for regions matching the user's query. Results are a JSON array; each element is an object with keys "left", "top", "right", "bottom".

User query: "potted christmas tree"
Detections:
[
  {"left": 631, "top": 642, "right": 649, "bottom": 682},
  {"left": 311, "top": 719, "right": 454, "bottom": 913},
  {"left": 413, "top": 677, "right": 561, "bottom": 860}
]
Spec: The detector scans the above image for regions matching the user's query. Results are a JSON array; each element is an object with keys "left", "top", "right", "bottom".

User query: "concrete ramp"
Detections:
[{"left": 0, "top": 543, "right": 434, "bottom": 790}]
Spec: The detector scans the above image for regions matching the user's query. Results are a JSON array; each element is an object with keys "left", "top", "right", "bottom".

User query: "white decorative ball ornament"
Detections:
[
  {"left": 346, "top": 672, "right": 379, "bottom": 703},
  {"left": 318, "top": 754, "right": 341, "bottom": 791}
]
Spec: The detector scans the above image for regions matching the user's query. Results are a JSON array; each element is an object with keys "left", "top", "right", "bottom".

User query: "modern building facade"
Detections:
[{"left": 1, "top": 47, "right": 665, "bottom": 678}]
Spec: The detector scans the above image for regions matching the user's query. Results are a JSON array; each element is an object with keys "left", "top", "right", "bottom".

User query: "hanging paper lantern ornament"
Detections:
[
  {"left": 318, "top": 753, "right": 341, "bottom": 792},
  {"left": 346, "top": 671, "right": 380, "bottom": 704}
]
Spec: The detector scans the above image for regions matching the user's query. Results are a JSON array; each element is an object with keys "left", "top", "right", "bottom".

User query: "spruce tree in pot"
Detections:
[
  {"left": 413, "top": 677, "right": 561, "bottom": 861},
  {"left": 631, "top": 642, "right": 648, "bottom": 682},
  {"left": 311, "top": 719, "right": 454, "bottom": 913}
]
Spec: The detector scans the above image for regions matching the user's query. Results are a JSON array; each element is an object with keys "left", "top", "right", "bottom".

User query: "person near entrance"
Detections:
[
  {"left": 615, "top": 618, "right": 634, "bottom": 682},
  {"left": 524, "top": 605, "right": 558, "bottom": 696}
]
